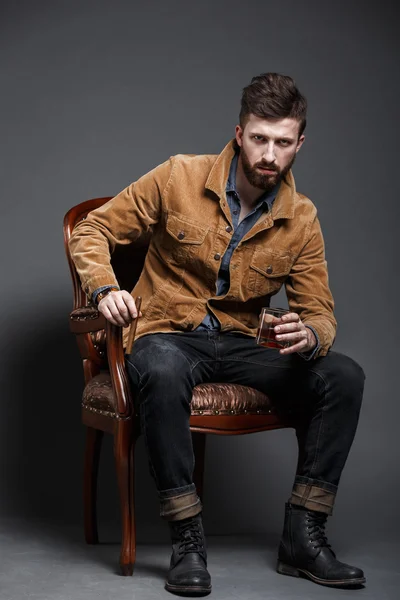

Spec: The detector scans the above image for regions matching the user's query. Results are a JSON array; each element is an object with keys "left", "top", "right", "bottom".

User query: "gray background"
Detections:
[{"left": 0, "top": 0, "right": 398, "bottom": 551}]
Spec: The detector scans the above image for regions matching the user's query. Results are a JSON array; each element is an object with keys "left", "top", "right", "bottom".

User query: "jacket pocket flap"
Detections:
[
  {"left": 250, "top": 255, "right": 292, "bottom": 278},
  {"left": 166, "top": 214, "right": 208, "bottom": 245}
]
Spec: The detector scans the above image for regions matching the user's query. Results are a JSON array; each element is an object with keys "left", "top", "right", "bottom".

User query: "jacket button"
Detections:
[
  {"left": 186, "top": 323, "right": 194, "bottom": 331},
  {"left": 266, "top": 265, "right": 273, "bottom": 274},
  {"left": 225, "top": 225, "right": 232, "bottom": 233},
  {"left": 214, "top": 253, "right": 221, "bottom": 260},
  {"left": 177, "top": 231, "right": 185, "bottom": 240}
]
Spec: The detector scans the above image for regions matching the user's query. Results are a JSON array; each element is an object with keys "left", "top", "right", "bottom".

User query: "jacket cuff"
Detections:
[{"left": 297, "top": 325, "right": 320, "bottom": 361}]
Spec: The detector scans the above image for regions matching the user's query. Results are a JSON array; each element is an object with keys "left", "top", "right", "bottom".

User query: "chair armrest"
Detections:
[
  {"left": 69, "top": 306, "right": 106, "bottom": 333},
  {"left": 105, "top": 320, "right": 134, "bottom": 420},
  {"left": 70, "top": 306, "right": 135, "bottom": 419}
]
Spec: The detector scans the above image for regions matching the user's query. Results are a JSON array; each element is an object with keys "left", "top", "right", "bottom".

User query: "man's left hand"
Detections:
[{"left": 274, "top": 312, "right": 317, "bottom": 355}]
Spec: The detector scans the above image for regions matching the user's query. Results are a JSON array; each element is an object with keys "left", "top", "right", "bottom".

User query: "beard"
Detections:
[{"left": 240, "top": 147, "right": 297, "bottom": 193}]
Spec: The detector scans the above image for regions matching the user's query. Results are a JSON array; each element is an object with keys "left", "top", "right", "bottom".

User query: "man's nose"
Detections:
[{"left": 262, "top": 143, "right": 276, "bottom": 163}]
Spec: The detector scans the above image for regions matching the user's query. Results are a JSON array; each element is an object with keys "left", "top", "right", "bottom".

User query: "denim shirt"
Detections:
[{"left": 196, "top": 152, "right": 277, "bottom": 331}]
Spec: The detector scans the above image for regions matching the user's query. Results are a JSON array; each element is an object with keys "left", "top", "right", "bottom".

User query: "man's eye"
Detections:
[
  {"left": 253, "top": 135, "right": 264, "bottom": 141},
  {"left": 279, "top": 140, "right": 290, "bottom": 146}
]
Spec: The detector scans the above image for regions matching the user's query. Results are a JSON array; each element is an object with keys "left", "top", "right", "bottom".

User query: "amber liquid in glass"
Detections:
[{"left": 256, "top": 324, "right": 287, "bottom": 349}]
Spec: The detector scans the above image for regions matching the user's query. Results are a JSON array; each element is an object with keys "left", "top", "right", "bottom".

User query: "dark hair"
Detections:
[{"left": 239, "top": 72, "right": 307, "bottom": 136}]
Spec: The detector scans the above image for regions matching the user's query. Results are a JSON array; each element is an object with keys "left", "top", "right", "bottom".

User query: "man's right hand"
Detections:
[{"left": 98, "top": 290, "right": 142, "bottom": 327}]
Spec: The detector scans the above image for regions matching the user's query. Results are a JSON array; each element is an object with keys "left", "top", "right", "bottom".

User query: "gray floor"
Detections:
[{"left": 1, "top": 518, "right": 398, "bottom": 600}]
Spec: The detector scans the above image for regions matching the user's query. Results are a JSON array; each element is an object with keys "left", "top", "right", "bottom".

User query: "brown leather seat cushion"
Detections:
[{"left": 82, "top": 372, "right": 275, "bottom": 418}]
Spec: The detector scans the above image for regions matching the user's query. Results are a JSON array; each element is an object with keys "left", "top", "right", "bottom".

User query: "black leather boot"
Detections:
[
  {"left": 277, "top": 502, "right": 366, "bottom": 587},
  {"left": 165, "top": 513, "right": 211, "bottom": 596}
]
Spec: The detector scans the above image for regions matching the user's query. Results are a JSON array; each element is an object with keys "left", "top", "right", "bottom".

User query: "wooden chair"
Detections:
[{"left": 63, "top": 197, "right": 307, "bottom": 576}]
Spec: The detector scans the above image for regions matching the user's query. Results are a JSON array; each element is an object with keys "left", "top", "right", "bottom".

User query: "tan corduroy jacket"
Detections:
[{"left": 69, "top": 140, "right": 337, "bottom": 357}]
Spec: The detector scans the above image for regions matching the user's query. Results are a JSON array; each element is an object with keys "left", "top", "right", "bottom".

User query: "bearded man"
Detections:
[{"left": 69, "top": 72, "right": 366, "bottom": 596}]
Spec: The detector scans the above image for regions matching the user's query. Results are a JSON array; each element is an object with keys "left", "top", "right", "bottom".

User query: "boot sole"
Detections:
[
  {"left": 277, "top": 560, "right": 366, "bottom": 587},
  {"left": 165, "top": 581, "right": 212, "bottom": 596}
]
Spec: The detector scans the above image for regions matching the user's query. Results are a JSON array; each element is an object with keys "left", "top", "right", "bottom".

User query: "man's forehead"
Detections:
[{"left": 245, "top": 115, "right": 300, "bottom": 137}]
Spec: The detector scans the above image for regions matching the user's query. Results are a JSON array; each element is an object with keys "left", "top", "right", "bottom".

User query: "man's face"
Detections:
[{"left": 235, "top": 114, "right": 305, "bottom": 192}]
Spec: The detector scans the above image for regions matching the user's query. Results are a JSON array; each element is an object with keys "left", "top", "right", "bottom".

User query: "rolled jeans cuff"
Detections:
[
  {"left": 159, "top": 484, "right": 202, "bottom": 521},
  {"left": 289, "top": 476, "right": 338, "bottom": 516}
]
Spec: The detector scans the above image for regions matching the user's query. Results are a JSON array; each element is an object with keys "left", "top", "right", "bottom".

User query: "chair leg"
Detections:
[
  {"left": 84, "top": 427, "right": 104, "bottom": 545},
  {"left": 192, "top": 432, "right": 206, "bottom": 502},
  {"left": 114, "top": 421, "right": 137, "bottom": 576}
]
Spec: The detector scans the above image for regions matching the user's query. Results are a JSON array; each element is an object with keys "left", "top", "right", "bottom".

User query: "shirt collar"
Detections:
[{"left": 225, "top": 151, "right": 280, "bottom": 211}]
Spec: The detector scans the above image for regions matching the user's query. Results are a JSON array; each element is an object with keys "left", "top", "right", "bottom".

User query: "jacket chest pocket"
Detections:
[
  {"left": 164, "top": 213, "right": 208, "bottom": 264},
  {"left": 247, "top": 250, "right": 293, "bottom": 297}
]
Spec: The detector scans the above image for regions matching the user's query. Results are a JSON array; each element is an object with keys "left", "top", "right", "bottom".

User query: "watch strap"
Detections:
[{"left": 95, "top": 286, "right": 120, "bottom": 305}]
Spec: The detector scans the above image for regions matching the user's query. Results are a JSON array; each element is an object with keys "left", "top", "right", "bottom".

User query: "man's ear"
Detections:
[
  {"left": 296, "top": 134, "right": 305, "bottom": 153},
  {"left": 235, "top": 125, "right": 243, "bottom": 147}
]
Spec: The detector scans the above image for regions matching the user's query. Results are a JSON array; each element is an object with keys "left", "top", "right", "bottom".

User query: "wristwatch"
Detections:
[{"left": 95, "top": 286, "right": 119, "bottom": 305}]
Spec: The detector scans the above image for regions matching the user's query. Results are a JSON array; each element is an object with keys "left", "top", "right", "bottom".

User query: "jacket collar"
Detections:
[{"left": 205, "top": 139, "right": 296, "bottom": 220}]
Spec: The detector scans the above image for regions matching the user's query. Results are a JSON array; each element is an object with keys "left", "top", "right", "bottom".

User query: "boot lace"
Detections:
[
  {"left": 176, "top": 521, "right": 204, "bottom": 557},
  {"left": 306, "top": 512, "right": 333, "bottom": 552}
]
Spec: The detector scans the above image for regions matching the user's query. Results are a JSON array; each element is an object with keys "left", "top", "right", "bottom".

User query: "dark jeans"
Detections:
[{"left": 125, "top": 331, "right": 365, "bottom": 520}]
